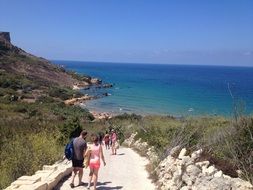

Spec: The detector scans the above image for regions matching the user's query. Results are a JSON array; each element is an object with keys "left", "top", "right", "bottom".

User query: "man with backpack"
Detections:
[{"left": 70, "top": 130, "right": 88, "bottom": 188}]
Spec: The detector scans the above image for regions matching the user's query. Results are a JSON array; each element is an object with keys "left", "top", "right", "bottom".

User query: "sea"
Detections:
[{"left": 53, "top": 60, "right": 253, "bottom": 117}]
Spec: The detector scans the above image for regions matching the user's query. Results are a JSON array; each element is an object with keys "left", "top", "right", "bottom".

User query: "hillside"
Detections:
[
  {"left": 0, "top": 32, "right": 98, "bottom": 189},
  {"left": 0, "top": 32, "right": 91, "bottom": 88}
]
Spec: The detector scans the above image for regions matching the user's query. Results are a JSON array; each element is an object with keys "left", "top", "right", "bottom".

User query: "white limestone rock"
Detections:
[
  {"left": 230, "top": 178, "right": 253, "bottom": 190},
  {"left": 194, "top": 149, "right": 203, "bottom": 156},
  {"left": 123, "top": 133, "right": 136, "bottom": 147},
  {"left": 202, "top": 165, "right": 216, "bottom": 176},
  {"left": 11, "top": 175, "right": 41, "bottom": 186},
  {"left": 42, "top": 165, "right": 58, "bottom": 171},
  {"left": 160, "top": 159, "right": 167, "bottom": 168},
  {"left": 190, "top": 152, "right": 199, "bottom": 160},
  {"left": 195, "top": 161, "right": 210, "bottom": 168},
  {"left": 178, "top": 148, "right": 187, "bottom": 159},
  {"left": 186, "top": 165, "right": 201, "bottom": 176},
  {"left": 164, "top": 172, "right": 173, "bottom": 180},
  {"left": 17, "top": 182, "right": 48, "bottom": 190},
  {"left": 163, "top": 180, "right": 180, "bottom": 190},
  {"left": 181, "top": 156, "right": 194, "bottom": 166},
  {"left": 214, "top": 170, "right": 223, "bottom": 178},
  {"left": 182, "top": 173, "right": 193, "bottom": 186},
  {"left": 169, "top": 145, "right": 181, "bottom": 157},
  {"left": 223, "top": 174, "right": 231, "bottom": 179},
  {"left": 193, "top": 177, "right": 232, "bottom": 190},
  {"left": 171, "top": 168, "right": 183, "bottom": 188},
  {"left": 180, "top": 186, "right": 192, "bottom": 190}
]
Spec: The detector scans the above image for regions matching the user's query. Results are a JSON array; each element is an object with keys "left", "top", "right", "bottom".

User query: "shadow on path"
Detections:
[
  {"left": 97, "top": 181, "right": 112, "bottom": 186},
  {"left": 54, "top": 174, "right": 72, "bottom": 189},
  {"left": 97, "top": 186, "right": 123, "bottom": 190},
  {"left": 116, "top": 153, "right": 125, "bottom": 156},
  {"left": 92, "top": 181, "right": 123, "bottom": 190}
]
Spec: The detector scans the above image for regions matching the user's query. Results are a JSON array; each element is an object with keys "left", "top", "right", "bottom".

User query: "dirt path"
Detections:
[{"left": 56, "top": 147, "right": 155, "bottom": 190}]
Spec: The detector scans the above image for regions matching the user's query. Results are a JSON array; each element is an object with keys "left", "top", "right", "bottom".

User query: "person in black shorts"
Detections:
[{"left": 70, "top": 130, "right": 88, "bottom": 188}]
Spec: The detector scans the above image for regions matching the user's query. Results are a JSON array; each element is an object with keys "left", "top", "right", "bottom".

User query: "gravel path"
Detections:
[{"left": 56, "top": 147, "right": 155, "bottom": 190}]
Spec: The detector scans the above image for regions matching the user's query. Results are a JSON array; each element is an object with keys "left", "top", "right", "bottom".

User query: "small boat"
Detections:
[{"left": 188, "top": 108, "right": 194, "bottom": 112}]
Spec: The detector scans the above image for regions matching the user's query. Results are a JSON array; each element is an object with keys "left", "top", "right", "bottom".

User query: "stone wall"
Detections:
[
  {"left": 157, "top": 148, "right": 253, "bottom": 190},
  {"left": 123, "top": 133, "right": 159, "bottom": 164},
  {"left": 124, "top": 134, "right": 253, "bottom": 190},
  {"left": 4, "top": 159, "right": 72, "bottom": 190}
]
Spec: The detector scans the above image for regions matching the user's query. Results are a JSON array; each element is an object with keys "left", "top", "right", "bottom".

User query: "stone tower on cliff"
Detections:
[
  {"left": 0, "top": 32, "right": 11, "bottom": 43},
  {"left": 0, "top": 32, "right": 13, "bottom": 51}
]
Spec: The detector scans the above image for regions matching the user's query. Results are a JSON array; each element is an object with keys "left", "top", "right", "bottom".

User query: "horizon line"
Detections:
[{"left": 51, "top": 59, "right": 253, "bottom": 68}]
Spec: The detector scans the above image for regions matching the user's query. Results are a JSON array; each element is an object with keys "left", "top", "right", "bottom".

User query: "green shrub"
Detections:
[
  {"left": 0, "top": 130, "right": 62, "bottom": 189},
  {"left": 48, "top": 87, "right": 73, "bottom": 100},
  {"left": 58, "top": 117, "right": 83, "bottom": 144},
  {"left": 222, "top": 117, "right": 253, "bottom": 183}
]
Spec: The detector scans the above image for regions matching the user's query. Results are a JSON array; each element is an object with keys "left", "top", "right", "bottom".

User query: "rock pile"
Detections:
[
  {"left": 124, "top": 134, "right": 253, "bottom": 190},
  {"left": 91, "top": 111, "right": 113, "bottom": 120},
  {"left": 5, "top": 159, "right": 72, "bottom": 190},
  {"left": 157, "top": 148, "right": 253, "bottom": 190},
  {"left": 123, "top": 133, "right": 137, "bottom": 147},
  {"left": 124, "top": 133, "right": 159, "bottom": 164}
]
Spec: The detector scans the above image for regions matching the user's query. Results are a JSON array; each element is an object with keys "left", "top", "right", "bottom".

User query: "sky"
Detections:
[{"left": 0, "top": 0, "right": 253, "bottom": 66}]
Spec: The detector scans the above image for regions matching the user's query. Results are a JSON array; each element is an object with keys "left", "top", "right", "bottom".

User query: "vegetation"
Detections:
[
  {"left": 0, "top": 70, "right": 95, "bottom": 188},
  {"left": 66, "top": 70, "right": 92, "bottom": 84},
  {"left": 0, "top": 94, "right": 95, "bottom": 188},
  {"left": 48, "top": 86, "right": 83, "bottom": 100},
  {"left": 0, "top": 36, "right": 97, "bottom": 189},
  {"left": 105, "top": 114, "right": 253, "bottom": 183}
]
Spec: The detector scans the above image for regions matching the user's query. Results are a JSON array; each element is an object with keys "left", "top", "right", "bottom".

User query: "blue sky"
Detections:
[{"left": 0, "top": 0, "right": 253, "bottom": 66}]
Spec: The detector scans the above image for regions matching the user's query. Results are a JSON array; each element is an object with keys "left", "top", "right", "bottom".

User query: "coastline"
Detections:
[
  {"left": 78, "top": 97, "right": 236, "bottom": 120},
  {"left": 79, "top": 99, "right": 197, "bottom": 119},
  {"left": 59, "top": 62, "right": 252, "bottom": 119},
  {"left": 78, "top": 95, "right": 242, "bottom": 119},
  {"left": 58, "top": 60, "right": 253, "bottom": 117},
  {"left": 79, "top": 100, "right": 181, "bottom": 120}
]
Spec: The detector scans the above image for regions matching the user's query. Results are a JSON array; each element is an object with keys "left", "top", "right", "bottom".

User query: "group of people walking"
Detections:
[
  {"left": 69, "top": 129, "right": 117, "bottom": 190},
  {"left": 103, "top": 129, "right": 118, "bottom": 155}
]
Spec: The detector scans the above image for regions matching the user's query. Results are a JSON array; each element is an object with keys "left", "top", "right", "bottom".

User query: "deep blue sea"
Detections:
[{"left": 53, "top": 60, "right": 253, "bottom": 117}]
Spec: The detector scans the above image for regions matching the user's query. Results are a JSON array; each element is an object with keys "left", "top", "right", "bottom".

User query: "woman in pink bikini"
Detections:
[{"left": 87, "top": 134, "right": 106, "bottom": 190}]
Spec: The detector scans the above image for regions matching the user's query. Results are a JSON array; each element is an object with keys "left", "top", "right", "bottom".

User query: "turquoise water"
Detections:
[{"left": 54, "top": 61, "right": 253, "bottom": 116}]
